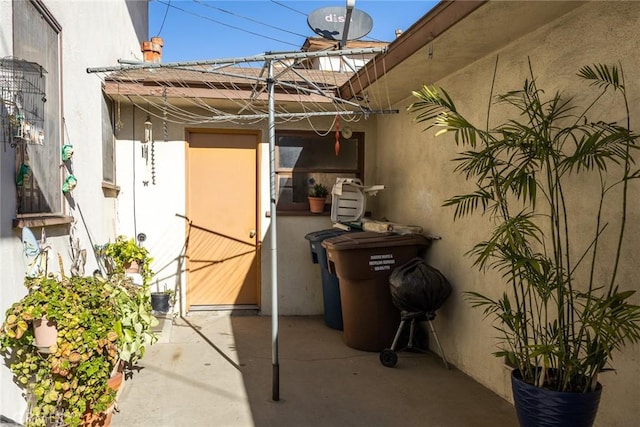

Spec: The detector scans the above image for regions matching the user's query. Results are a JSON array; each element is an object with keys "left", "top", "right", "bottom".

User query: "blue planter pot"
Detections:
[{"left": 511, "top": 370, "right": 602, "bottom": 427}]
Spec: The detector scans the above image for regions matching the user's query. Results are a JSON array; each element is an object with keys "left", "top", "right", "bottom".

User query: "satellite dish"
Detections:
[{"left": 307, "top": 6, "right": 373, "bottom": 41}]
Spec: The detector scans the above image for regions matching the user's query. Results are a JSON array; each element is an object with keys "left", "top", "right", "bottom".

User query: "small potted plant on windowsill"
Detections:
[{"left": 308, "top": 183, "right": 330, "bottom": 213}]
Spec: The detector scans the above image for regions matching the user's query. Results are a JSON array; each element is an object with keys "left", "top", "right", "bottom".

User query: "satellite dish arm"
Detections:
[{"left": 340, "top": 0, "right": 355, "bottom": 48}]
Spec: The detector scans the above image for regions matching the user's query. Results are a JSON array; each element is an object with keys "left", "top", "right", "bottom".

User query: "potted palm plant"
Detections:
[
  {"left": 308, "top": 183, "right": 330, "bottom": 213},
  {"left": 408, "top": 62, "right": 640, "bottom": 426}
]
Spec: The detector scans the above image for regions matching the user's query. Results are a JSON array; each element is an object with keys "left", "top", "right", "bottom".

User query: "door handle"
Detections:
[{"left": 249, "top": 229, "right": 256, "bottom": 238}]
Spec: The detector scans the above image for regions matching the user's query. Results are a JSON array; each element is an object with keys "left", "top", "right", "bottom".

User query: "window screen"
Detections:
[
  {"left": 11, "top": 0, "right": 62, "bottom": 215},
  {"left": 102, "top": 95, "right": 115, "bottom": 184},
  {"left": 275, "top": 130, "right": 364, "bottom": 210}
]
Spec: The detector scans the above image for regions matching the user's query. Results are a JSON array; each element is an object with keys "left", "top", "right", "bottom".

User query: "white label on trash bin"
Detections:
[{"left": 369, "top": 254, "right": 395, "bottom": 271}]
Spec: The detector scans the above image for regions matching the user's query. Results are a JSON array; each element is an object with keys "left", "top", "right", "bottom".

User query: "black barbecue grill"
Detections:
[{"left": 379, "top": 257, "right": 452, "bottom": 368}]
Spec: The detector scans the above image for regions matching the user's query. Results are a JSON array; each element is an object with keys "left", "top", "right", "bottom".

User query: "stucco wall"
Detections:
[
  {"left": 372, "top": 3, "right": 640, "bottom": 426},
  {"left": 260, "top": 118, "right": 380, "bottom": 316},
  {"left": 261, "top": 215, "right": 333, "bottom": 316},
  {"left": 114, "top": 106, "right": 187, "bottom": 299},
  {"left": 0, "top": 1, "right": 146, "bottom": 423}
]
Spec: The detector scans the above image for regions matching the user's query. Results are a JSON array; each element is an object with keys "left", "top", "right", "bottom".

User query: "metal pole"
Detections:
[
  {"left": 340, "top": 0, "right": 356, "bottom": 49},
  {"left": 86, "top": 47, "right": 387, "bottom": 73},
  {"left": 267, "top": 59, "right": 279, "bottom": 402}
]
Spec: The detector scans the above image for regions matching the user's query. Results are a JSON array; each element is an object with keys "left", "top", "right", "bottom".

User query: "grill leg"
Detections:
[
  {"left": 390, "top": 319, "right": 407, "bottom": 351},
  {"left": 407, "top": 319, "right": 416, "bottom": 348},
  {"left": 427, "top": 319, "right": 449, "bottom": 369}
]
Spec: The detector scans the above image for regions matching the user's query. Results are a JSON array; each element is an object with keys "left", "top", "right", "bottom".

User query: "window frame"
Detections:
[
  {"left": 100, "top": 95, "right": 120, "bottom": 198},
  {"left": 274, "top": 129, "right": 364, "bottom": 212},
  {"left": 10, "top": 0, "right": 67, "bottom": 226}
]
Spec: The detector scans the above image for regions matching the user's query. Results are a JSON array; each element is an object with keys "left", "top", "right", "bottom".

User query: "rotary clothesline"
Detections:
[
  {"left": 87, "top": 46, "right": 398, "bottom": 402},
  {"left": 87, "top": 47, "right": 398, "bottom": 128}
]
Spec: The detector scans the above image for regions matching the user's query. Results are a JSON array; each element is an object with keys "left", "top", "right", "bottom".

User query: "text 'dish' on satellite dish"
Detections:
[{"left": 307, "top": 6, "right": 373, "bottom": 41}]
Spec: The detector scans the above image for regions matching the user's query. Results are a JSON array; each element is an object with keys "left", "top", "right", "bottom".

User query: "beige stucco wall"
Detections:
[
  {"left": 372, "top": 3, "right": 640, "bottom": 426},
  {"left": 260, "top": 117, "right": 380, "bottom": 316}
]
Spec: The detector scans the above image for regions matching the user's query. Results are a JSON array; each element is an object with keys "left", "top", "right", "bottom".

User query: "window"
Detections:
[
  {"left": 99, "top": 95, "right": 120, "bottom": 198},
  {"left": 275, "top": 130, "right": 364, "bottom": 211},
  {"left": 9, "top": 0, "right": 62, "bottom": 216},
  {"left": 102, "top": 95, "right": 115, "bottom": 184}
]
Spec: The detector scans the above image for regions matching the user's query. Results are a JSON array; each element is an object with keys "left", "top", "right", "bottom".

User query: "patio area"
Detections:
[{"left": 110, "top": 312, "right": 517, "bottom": 427}]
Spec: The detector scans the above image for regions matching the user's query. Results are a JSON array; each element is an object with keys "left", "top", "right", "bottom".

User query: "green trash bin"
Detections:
[{"left": 322, "top": 232, "right": 433, "bottom": 352}]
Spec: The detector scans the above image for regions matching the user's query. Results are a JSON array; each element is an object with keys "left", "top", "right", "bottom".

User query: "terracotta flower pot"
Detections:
[
  {"left": 82, "top": 408, "right": 113, "bottom": 427},
  {"left": 82, "top": 370, "right": 124, "bottom": 426},
  {"left": 124, "top": 260, "right": 140, "bottom": 274},
  {"left": 33, "top": 316, "right": 57, "bottom": 353},
  {"left": 107, "top": 372, "right": 124, "bottom": 392},
  {"left": 308, "top": 197, "right": 326, "bottom": 213}
]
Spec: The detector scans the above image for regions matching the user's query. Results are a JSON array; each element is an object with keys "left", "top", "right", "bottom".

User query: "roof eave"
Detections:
[{"left": 338, "top": 0, "right": 487, "bottom": 101}]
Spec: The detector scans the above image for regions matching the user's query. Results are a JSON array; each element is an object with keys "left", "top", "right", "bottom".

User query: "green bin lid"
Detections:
[
  {"left": 304, "top": 228, "right": 355, "bottom": 243},
  {"left": 321, "top": 231, "right": 432, "bottom": 251}
]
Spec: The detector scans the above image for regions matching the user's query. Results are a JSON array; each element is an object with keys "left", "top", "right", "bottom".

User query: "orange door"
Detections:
[{"left": 186, "top": 130, "right": 259, "bottom": 309}]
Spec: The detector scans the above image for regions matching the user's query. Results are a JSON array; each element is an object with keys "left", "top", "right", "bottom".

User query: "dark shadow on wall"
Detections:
[
  {"left": 124, "top": 1, "right": 149, "bottom": 45},
  {"left": 0, "top": 414, "right": 21, "bottom": 425}
]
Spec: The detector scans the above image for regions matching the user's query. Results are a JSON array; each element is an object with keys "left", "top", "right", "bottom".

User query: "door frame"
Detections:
[{"left": 184, "top": 127, "right": 262, "bottom": 310}]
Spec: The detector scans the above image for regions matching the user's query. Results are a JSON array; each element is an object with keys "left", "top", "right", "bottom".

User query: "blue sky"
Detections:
[{"left": 148, "top": 0, "right": 438, "bottom": 63}]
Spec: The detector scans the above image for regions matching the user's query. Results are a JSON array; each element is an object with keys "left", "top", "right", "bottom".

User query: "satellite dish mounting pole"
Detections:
[
  {"left": 340, "top": 0, "right": 356, "bottom": 48},
  {"left": 267, "top": 59, "right": 280, "bottom": 402}
]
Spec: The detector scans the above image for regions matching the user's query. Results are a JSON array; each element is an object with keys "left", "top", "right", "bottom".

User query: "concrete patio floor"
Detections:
[{"left": 111, "top": 313, "right": 517, "bottom": 427}]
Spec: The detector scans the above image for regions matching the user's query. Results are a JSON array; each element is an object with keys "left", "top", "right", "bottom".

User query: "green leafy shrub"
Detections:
[
  {"left": 101, "top": 235, "right": 153, "bottom": 285},
  {"left": 308, "top": 183, "right": 329, "bottom": 198},
  {"left": 0, "top": 273, "right": 157, "bottom": 426}
]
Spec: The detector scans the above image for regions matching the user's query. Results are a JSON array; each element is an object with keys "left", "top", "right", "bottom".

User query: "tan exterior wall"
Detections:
[{"left": 372, "top": 3, "right": 640, "bottom": 426}]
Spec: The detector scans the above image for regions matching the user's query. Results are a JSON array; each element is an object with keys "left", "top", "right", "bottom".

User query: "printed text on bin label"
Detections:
[{"left": 369, "top": 254, "right": 395, "bottom": 271}]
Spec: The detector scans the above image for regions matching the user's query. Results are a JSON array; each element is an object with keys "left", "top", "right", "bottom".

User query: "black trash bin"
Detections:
[
  {"left": 322, "top": 232, "right": 433, "bottom": 351},
  {"left": 305, "top": 229, "right": 360, "bottom": 330}
]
